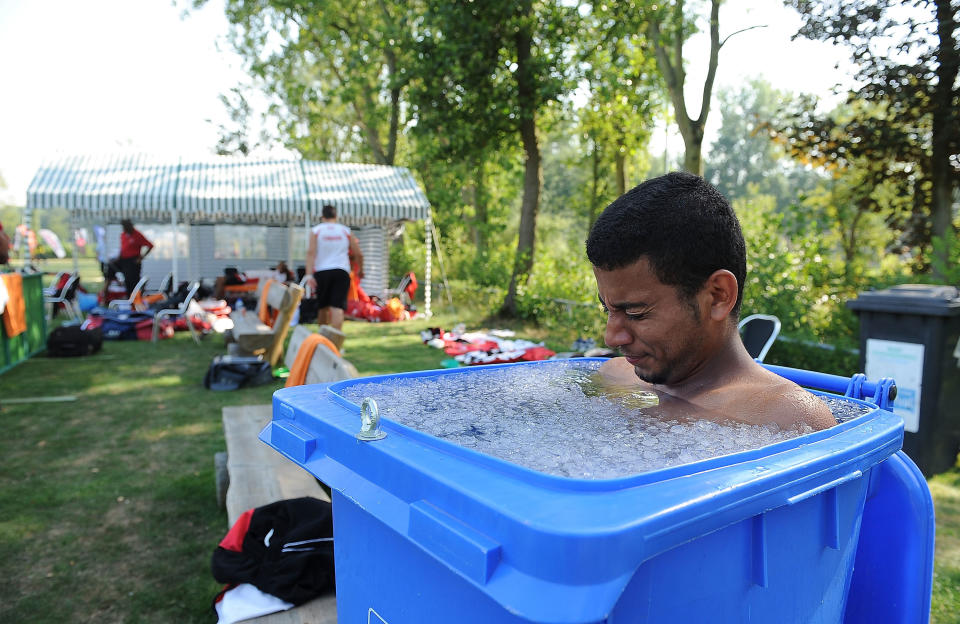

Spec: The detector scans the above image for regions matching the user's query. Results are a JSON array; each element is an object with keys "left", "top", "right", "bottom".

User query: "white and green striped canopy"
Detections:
[{"left": 26, "top": 154, "right": 430, "bottom": 225}]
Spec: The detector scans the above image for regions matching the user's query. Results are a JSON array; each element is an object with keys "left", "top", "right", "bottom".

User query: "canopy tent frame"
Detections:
[{"left": 25, "top": 154, "right": 434, "bottom": 316}]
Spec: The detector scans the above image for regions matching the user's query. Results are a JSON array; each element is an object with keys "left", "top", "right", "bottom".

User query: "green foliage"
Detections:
[
  {"left": 783, "top": 0, "right": 959, "bottom": 273},
  {"left": 705, "top": 80, "right": 823, "bottom": 210},
  {"left": 0, "top": 205, "right": 21, "bottom": 228},
  {"left": 764, "top": 338, "right": 860, "bottom": 378},
  {"left": 930, "top": 232, "right": 960, "bottom": 285},
  {"left": 513, "top": 251, "right": 605, "bottom": 342},
  {"left": 209, "top": 0, "right": 418, "bottom": 164},
  {"left": 737, "top": 192, "right": 862, "bottom": 372},
  {"left": 572, "top": 0, "right": 663, "bottom": 202}
]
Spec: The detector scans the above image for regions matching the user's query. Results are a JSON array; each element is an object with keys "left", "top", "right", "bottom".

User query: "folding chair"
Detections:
[
  {"left": 108, "top": 276, "right": 149, "bottom": 311},
  {"left": 42, "top": 271, "right": 66, "bottom": 297},
  {"left": 44, "top": 273, "right": 81, "bottom": 322},
  {"left": 384, "top": 272, "right": 417, "bottom": 306},
  {"left": 152, "top": 281, "right": 203, "bottom": 343},
  {"left": 145, "top": 271, "right": 173, "bottom": 297},
  {"left": 298, "top": 274, "right": 313, "bottom": 299},
  {"left": 738, "top": 313, "right": 782, "bottom": 362}
]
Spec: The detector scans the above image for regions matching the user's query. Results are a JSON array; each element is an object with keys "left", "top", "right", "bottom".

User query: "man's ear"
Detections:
[{"left": 702, "top": 269, "right": 739, "bottom": 321}]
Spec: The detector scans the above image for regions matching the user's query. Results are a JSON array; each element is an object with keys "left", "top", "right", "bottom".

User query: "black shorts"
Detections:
[{"left": 313, "top": 269, "right": 351, "bottom": 310}]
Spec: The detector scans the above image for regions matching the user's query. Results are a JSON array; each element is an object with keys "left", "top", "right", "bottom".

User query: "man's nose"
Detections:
[{"left": 604, "top": 315, "right": 630, "bottom": 349}]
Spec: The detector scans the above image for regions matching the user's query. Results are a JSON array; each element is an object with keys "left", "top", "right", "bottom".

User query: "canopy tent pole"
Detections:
[
  {"left": 23, "top": 206, "right": 32, "bottom": 266},
  {"left": 171, "top": 209, "right": 179, "bottom": 288},
  {"left": 304, "top": 210, "right": 311, "bottom": 275},
  {"left": 70, "top": 213, "right": 79, "bottom": 275},
  {"left": 429, "top": 216, "right": 455, "bottom": 312},
  {"left": 287, "top": 223, "right": 295, "bottom": 271}
]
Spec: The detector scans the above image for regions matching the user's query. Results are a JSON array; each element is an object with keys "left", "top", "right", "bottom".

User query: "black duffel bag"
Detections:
[
  {"left": 47, "top": 324, "right": 103, "bottom": 357},
  {"left": 203, "top": 355, "right": 274, "bottom": 391}
]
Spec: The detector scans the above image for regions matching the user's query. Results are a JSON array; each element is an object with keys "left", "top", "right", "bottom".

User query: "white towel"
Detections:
[{"left": 215, "top": 583, "right": 294, "bottom": 624}]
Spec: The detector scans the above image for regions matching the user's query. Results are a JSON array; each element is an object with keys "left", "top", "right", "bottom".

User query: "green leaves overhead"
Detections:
[
  {"left": 213, "top": 0, "right": 419, "bottom": 164},
  {"left": 784, "top": 0, "right": 959, "bottom": 275}
]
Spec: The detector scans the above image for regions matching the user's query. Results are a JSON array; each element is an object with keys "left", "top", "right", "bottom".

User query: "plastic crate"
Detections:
[{"left": 262, "top": 359, "right": 934, "bottom": 624}]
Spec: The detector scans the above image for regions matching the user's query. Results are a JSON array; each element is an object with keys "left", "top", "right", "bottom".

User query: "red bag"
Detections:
[
  {"left": 379, "top": 297, "right": 406, "bottom": 322},
  {"left": 521, "top": 346, "right": 556, "bottom": 361},
  {"left": 404, "top": 272, "right": 418, "bottom": 300},
  {"left": 136, "top": 318, "right": 174, "bottom": 340}
]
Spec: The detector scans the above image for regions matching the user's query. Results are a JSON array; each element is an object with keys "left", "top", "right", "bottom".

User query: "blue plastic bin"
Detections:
[{"left": 261, "top": 359, "right": 934, "bottom": 624}]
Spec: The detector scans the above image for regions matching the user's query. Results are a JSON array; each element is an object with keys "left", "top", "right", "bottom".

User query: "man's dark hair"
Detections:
[
  {"left": 586, "top": 172, "right": 746, "bottom": 316},
  {"left": 322, "top": 204, "right": 337, "bottom": 219}
]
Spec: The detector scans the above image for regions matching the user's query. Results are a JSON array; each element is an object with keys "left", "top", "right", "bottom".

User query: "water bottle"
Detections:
[{"left": 236, "top": 298, "right": 246, "bottom": 317}]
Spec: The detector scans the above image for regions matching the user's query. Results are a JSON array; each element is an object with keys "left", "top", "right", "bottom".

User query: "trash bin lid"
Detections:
[{"left": 847, "top": 283, "right": 960, "bottom": 316}]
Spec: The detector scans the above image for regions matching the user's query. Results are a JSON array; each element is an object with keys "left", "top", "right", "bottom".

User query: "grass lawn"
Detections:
[{"left": 1, "top": 305, "right": 958, "bottom": 623}]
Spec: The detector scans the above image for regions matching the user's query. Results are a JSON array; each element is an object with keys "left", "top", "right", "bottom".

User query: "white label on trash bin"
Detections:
[
  {"left": 368, "top": 608, "right": 389, "bottom": 624},
  {"left": 865, "top": 339, "right": 924, "bottom": 433}
]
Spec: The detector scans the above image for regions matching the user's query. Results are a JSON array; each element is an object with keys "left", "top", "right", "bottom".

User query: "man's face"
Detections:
[{"left": 594, "top": 257, "right": 707, "bottom": 386}]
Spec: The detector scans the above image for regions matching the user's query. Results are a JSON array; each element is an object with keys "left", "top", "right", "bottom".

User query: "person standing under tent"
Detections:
[
  {"left": 305, "top": 204, "right": 363, "bottom": 330},
  {"left": 115, "top": 219, "right": 153, "bottom": 298},
  {"left": 0, "top": 221, "right": 10, "bottom": 264},
  {"left": 271, "top": 260, "right": 295, "bottom": 284}
]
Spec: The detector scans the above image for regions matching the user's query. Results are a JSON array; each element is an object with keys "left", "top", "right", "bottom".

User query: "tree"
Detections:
[
  {"left": 705, "top": 79, "right": 822, "bottom": 208},
  {"left": 603, "top": 0, "right": 762, "bottom": 175},
  {"left": 769, "top": 95, "right": 924, "bottom": 260},
  {"left": 785, "top": 0, "right": 959, "bottom": 275},
  {"left": 409, "top": 0, "right": 576, "bottom": 316},
  {"left": 647, "top": 0, "right": 719, "bottom": 175},
  {"left": 406, "top": 0, "right": 520, "bottom": 260},
  {"left": 575, "top": 1, "right": 662, "bottom": 223},
  {"left": 211, "top": 87, "right": 258, "bottom": 156},
  {"left": 204, "top": 0, "right": 419, "bottom": 164}
]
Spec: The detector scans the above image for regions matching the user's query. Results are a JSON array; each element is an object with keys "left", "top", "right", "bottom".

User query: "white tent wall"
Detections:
[
  {"left": 182, "top": 223, "right": 388, "bottom": 297},
  {"left": 351, "top": 225, "right": 388, "bottom": 297},
  {"left": 185, "top": 224, "right": 291, "bottom": 283},
  {"left": 97, "top": 222, "right": 390, "bottom": 297}
]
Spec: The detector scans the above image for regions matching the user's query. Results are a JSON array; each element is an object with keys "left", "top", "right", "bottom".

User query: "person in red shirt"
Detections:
[
  {"left": 115, "top": 219, "right": 153, "bottom": 297},
  {"left": 0, "top": 222, "right": 10, "bottom": 265}
]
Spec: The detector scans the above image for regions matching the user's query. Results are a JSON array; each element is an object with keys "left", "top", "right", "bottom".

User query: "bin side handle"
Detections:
[
  {"left": 786, "top": 470, "right": 863, "bottom": 506},
  {"left": 408, "top": 500, "right": 502, "bottom": 585}
]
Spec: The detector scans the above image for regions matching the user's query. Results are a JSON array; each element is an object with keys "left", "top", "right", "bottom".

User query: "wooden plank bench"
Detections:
[
  {"left": 226, "top": 281, "right": 304, "bottom": 367},
  {"left": 217, "top": 405, "right": 338, "bottom": 624}
]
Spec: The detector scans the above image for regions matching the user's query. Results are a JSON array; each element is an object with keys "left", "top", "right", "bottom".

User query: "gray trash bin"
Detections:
[{"left": 847, "top": 284, "right": 960, "bottom": 476}]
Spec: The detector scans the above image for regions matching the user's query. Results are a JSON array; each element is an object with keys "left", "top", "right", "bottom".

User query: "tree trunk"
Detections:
[
  {"left": 931, "top": 0, "right": 958, "bottom": 277},
  {"left": 649, "top": 0, "right": 721, "bottom": 176},
  {"left": 615, "top": 135, "right": 627, "bottom": 195},
  {"left": 682, "top": 136, "right": 703, "bottom": 176},
  {"left": 471, "top": 160, "right": 488, "bottom": 258},
  {"left": 589, "top": 136, "right": 601, "bottom": 230},
  {"left": 385, "top": 48, "right": 401, "bottom": 166},
  {"left": 501, "top": 10, "right": 541, "bottom": 318}
]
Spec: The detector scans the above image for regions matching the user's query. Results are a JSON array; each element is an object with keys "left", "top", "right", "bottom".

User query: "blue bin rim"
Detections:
[{"left": 305, "top": 358, "right": 899, "bottom": 489}]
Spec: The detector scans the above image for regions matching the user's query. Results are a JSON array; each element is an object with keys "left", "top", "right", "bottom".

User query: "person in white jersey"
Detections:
[{"left": 305, "top": 204, "right": 364, "bottom": 330}]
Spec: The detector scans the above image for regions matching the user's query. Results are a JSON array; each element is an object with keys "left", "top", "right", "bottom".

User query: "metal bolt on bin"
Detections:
[{"left": 262, "top": 359, "right": 935, "bottom": 624}]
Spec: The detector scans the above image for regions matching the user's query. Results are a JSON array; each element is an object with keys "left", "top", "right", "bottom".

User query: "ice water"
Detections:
[{"left": 339, "top": 361, "right": 872, "bottom": 480}]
